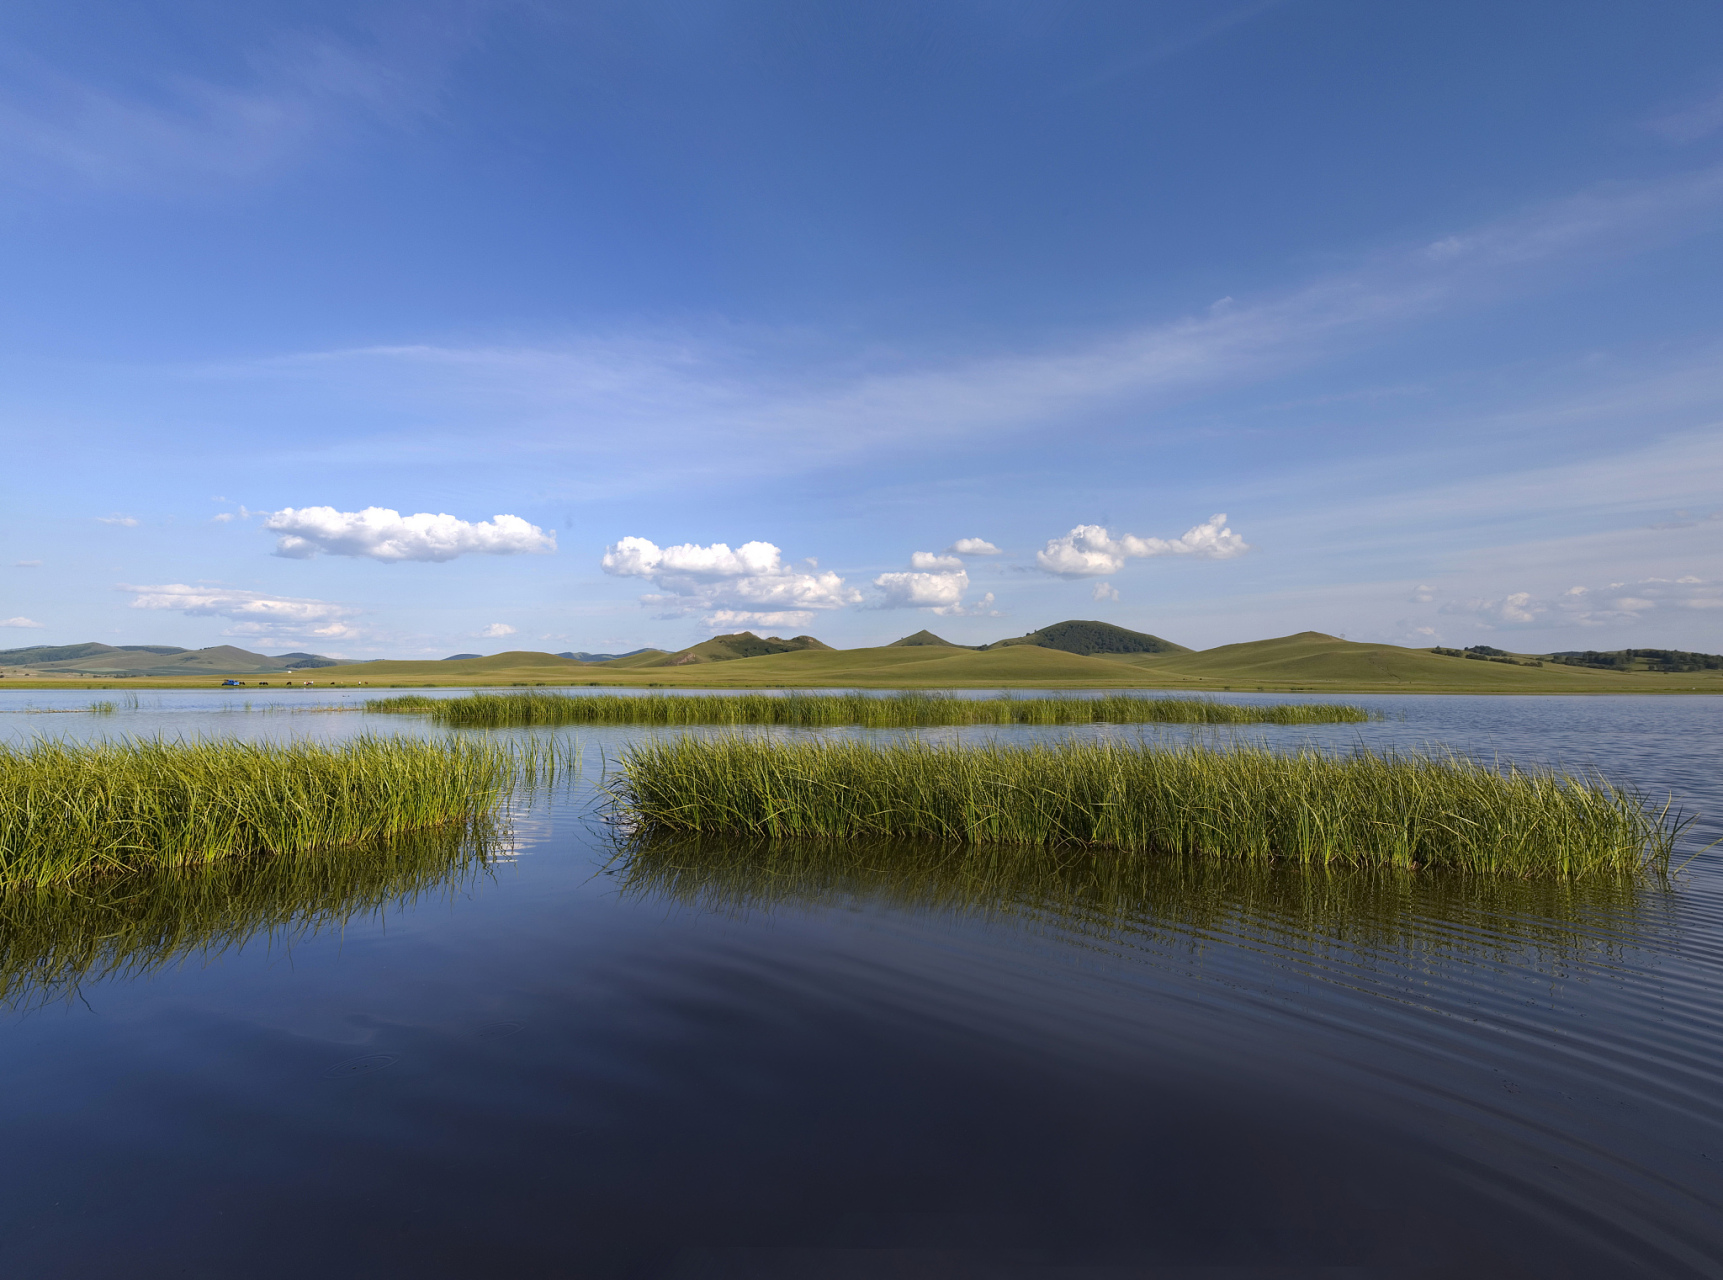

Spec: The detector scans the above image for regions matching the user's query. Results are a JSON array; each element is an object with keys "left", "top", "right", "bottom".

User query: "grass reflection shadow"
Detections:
[
  {"left": 616, "top": 830, "right": 1675, "bottom": 967},
  {"left": 0, "top": 818, "right": 502, "bottom": 1010}
]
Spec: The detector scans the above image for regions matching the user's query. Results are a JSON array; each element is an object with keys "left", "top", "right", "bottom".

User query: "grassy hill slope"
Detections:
[
  {"left": 622, "top": 632, "right": 834, "bottom": 667},
  {"left": 6, "top": 632, "right": 1720, "bottom": 692},
  {"left": 1106, "top": 632, "right": 1723, "bottom": 692},
  {"left": 887, "top": 629, "right": 974, "bottom": 648},
  {"left": 333, "top": 651, "right": 594, "bottom": 683},
  {"left": 0, "top": 643, "right": 349, "bottom": 678},
  {"left": 988, "top": 619, "right": 1190, "bottom": 656}
]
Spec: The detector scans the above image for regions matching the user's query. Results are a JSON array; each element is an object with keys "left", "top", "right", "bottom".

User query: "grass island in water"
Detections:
[
  {"left": 612, "top": 737, "right": 1678, "bottom": 878},
  {"left": 0, "top": 735, "right": 555, "bottom": 889},
  {"left": 367, "top": 689, "right": 1375, "bottom": 728}
]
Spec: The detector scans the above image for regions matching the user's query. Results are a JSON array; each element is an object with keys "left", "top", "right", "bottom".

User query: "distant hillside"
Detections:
[
  {"left": 557, "top": 648, "right": 660, "bottom": 663},
  {"left": 629, "top": 632, "right": 833, "bottom": 667},
  {"left": 0, "top": 642, "right": 187, "bottom": 666},
  {"left": 1545, "top": 647, "right": 1723, "bottom": 673},
  {"left": 0, "top": 642, "right": 351, "bottom": 677},
  {"left": 273, "top": 651, "right": 345, "bottom": 669},
  {"left": 987, "top": 620, "right": 1189, "bottom": 656},
  {"left": 887, "top": 630, "right": 979, "bottom": 648},
  {"left": 444, "top": 653, "right": 483, "bottom": 661}
]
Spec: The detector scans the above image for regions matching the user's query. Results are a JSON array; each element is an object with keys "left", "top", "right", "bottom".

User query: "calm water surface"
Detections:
[{"left": 0, "top": 689, "right": 1720, "bottom": 1278}]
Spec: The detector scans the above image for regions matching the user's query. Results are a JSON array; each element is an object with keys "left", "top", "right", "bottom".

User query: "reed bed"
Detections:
[
  {"left": 0, "top": 735, "right": 557, "bottom": 888},
  {"left": 611, "top": 737, "right": 1678, "bottom": 877},
  {"left": 369, "top": 690, "right": 1374, "bottom": 728}
]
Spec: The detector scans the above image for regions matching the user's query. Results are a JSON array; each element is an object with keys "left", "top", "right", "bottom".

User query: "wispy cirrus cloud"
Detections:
[
  {"left": 1647, "top": 84, "right": 1723, "bottom": 146},
  {"left": 1437, "top": 576, "right": 1722, "bottom": 629},
  {"left": 0, "top": 17, "right": 472, "bottom": 195},
  {"left": 201, "top": 159, "right": 1723, "bottom": 495}
]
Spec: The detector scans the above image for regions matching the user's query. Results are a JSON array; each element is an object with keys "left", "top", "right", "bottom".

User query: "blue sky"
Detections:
[{"left": 3, "top": 0, "right": 1722, "bottom": 657}]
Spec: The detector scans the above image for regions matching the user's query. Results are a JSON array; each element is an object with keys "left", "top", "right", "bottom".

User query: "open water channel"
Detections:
[{"left": 0, "top": 688, "right": 1720, "bottom": 1278}]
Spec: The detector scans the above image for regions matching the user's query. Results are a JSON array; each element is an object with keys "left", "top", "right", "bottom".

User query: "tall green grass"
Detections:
[
  {"left": 0, "top": 735, "right": 557, "bottom": 888},
  {"left": 611, "top": 737, "right": 1677, "bottom": 877},
  {"left": 369, "top": 689, "right": 1374, "bottom": 728}
]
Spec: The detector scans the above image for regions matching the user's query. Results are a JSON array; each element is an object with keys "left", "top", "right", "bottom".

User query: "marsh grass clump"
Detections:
[
  {"left": 0, "top": 735, "right": 557, "bottom": 888},
  {"left": 611, "top": 737, "right": 1678, "bottom": 878},
  {"left": 369, "top": 690, "right": 1374, "bottom": 728}
]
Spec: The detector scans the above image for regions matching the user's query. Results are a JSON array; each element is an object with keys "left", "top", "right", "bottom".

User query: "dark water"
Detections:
[{"left": 1, "top": 690, "right": 1720, "bottom": 1278}]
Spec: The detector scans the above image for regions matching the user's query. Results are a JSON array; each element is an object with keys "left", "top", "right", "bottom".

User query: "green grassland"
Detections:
[{"left": 6, "top": 629, "right": 1721, "bottom": 693}]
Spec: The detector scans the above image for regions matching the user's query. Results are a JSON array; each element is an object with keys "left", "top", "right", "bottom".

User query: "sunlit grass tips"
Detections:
[
  {"left": 368, "top": 690, "right": 1374, "bottom": 728},
  {"left": 610, "top": 737, "right": 1678, "bottom": 878},
  {"left": 0, "top": 735, "right": 560, "bottom": 889}
]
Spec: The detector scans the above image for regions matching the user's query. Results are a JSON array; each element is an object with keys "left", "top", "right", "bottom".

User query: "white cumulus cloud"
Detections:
[
  {"left": 873, "top": 569, "right": 970, "bottom": 610},
  {"left": 911, "top": 551, "right": 963, "bottom": 571},
  {"left": 477, "top": 623, "right": 516, "bottom": 638},
  {"left": 602, "top": 536, "right": 860, "bottom": 626},
  {"left": 1, "top": 617, "right": 44, "bottom": 629},
  {"left": 263, "top": 506, "right": 556, "bottom": 561},
  {"left": 947, "top": 538, "right": 1001, "bottom": 556},
  {"left": 1093, "top": 581, "right": 1120, "bottom": 602},
  {"left": 1036, "top": 514, "right": 1249, "bottom": 577},
  {"left": 121, "top": 583, "right": 360, "bottom": 640},
  {"left": 96, "top": 514, "right": 139, "bottom": 526}
]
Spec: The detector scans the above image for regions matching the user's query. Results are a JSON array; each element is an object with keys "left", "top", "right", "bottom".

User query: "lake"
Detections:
[{"left": 1, "top": 689, "right": 1720, "bottom": 1278}]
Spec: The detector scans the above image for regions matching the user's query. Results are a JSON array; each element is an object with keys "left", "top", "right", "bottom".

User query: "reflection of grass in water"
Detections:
[
  {"left": 370, "top": 690, "right": 1375, "bottom": 728},
  {"left": 0, "top": 819, "right": 501, "bottom": 1010},
  {"left": 612, "top": 737, "right": 1679, "bottom": 878},
  {"left": 617, "top": 830, "right": 1671, "bottom": 966},
  {"left": 0, "top": 735, "right": 565, "bottom": 888}
]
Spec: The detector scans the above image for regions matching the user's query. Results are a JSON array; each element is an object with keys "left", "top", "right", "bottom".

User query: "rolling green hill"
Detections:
[
  {"left": 0, "top": 642, "right": 351, "bottom": 678},
  {"left": 7, "top": 626, "right": 1720, "bottom": 693},
  {"left": 887, "top": 629, "right": 976, "bottom": 648},
  {"left": 619, "top": 631, "right": 834, "bottom": 667},
  {"left": 1102, "top": 631, "right": 1723, "bottom": 692},
  {"left": 987, "top": 619, "right": 1190, "bottom": 656},
  {"left": 556, "top": 648, "right": 662, "bottom": 663}
]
